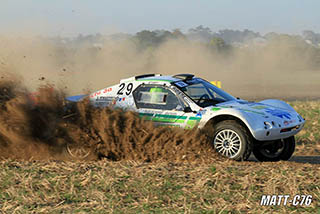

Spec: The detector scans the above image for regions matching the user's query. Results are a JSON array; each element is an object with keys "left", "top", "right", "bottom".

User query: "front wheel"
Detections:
[
  {"left": 213, "top": 120, "right": 252, "bottom": 161},
  {"left": 253, "top": 136, "right": 295, "bottom": 162}
]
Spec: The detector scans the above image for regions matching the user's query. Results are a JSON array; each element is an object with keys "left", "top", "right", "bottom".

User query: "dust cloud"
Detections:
[
  {"left": 153, "top": 39, "right": 320, "bottom": 100},
  {"left": 0, "top": 34, "right": 319, "bottom": 161},
  {"left": 0, "top": 35, "right": 319, "bottom": 100}
]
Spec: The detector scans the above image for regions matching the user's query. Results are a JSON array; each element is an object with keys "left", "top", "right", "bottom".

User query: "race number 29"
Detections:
[
  {"left": 117, "top": 83, "right": 133, "bottom": 95},
  {"left": 260, "top": 195, "right": 313, "bottom": 206}
]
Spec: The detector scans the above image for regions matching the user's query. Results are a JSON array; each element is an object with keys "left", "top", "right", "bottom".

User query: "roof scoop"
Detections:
[
  {"left": 135, "top": 74, "right": 161, "bottom": 80},
  {"left": 120, "top": 74, "right": 162, "bottom": 83},
  {"left": 173, "top": 74, "right": 194, "bottom": 80}
]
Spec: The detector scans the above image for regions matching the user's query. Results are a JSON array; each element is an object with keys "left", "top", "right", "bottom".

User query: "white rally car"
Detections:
[{"left": 67, "top": 74, "right": 305, "bottom": 161}]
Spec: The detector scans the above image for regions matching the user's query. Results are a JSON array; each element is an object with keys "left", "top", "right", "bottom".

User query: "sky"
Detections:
[{"left": 1, "top": 0, "right": 320, "bottom": 36}]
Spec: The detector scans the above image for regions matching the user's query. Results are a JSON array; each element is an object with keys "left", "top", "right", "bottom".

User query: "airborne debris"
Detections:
[{"left": 0, "top": 77, "right": 220, "bottom": 162}]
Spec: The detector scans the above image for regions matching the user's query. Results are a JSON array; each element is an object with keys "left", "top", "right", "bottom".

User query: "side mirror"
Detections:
[{"left": 183, "top": 107, "right": 194, "bottom": 113}]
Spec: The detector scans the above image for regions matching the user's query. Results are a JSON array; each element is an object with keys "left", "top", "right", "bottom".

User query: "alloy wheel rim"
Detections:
[{"left": 214, "top": 129, "right": 242, "bottom": 158}]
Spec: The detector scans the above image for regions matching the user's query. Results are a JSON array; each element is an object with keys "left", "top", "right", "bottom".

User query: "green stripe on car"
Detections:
[
  {"left": 189, "top": 117, "right": 201, "bottom": 121},
  {"left": 154, "top": 114, "right": 187, "bottom": 119},
  {"left": 152, "top": 118, "right": 186, "bottom": 124}
]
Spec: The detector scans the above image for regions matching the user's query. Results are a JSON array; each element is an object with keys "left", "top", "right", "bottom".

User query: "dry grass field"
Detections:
[
  {"left": 0, "top": 160, "right": 319, "bottom": 213},
  {"left": 291, "top": 101, "right": 320, "bottom": 156},
  {"left": 0, "top": 101, "right": 319, "bottom": 213}
]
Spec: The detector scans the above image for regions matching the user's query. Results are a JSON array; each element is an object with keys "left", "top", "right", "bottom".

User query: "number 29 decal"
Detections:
[{"left": 117, "top": 83, "right": 133, "bottom": 95}]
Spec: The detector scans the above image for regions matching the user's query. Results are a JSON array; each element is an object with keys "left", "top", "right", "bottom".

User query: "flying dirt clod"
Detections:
[{"left": 0, "top": 78, "right": 220, "bottom": 162}]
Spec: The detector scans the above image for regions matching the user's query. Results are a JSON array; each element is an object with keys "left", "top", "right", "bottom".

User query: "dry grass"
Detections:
[
  {"left": 291, "top": 101, "right": 320, "bottom": 155},
  {"left": 0, "top": 160, "right": 319, "bottom": 213},
  {"left": 0, "top": 101, "right": 319, "bottom": 213}
]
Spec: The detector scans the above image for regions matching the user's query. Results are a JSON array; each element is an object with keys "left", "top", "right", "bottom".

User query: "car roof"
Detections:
[
  {"left": 120, "top": 74, "right": 195, "bottom": 84},
  {"left": 137, "top": 75, "right": 181, "bottom": 83}
]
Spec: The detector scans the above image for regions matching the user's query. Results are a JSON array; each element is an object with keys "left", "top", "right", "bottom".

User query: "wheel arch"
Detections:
[
  {"left": 202, "top": 114, "right": 253, "bottom": 138},
  {"left": 203, "top": 114, "right": 254, "bottom": 161}
]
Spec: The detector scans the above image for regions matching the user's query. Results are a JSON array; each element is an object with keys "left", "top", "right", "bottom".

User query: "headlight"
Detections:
[{"left": 264, "top": 121, "right": 272, "bottom": 129}]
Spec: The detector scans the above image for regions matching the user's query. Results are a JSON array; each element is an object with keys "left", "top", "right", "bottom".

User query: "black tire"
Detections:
[
  {"left": 253, "top": 136, "right": 295, "bottom": 162},
  {"left": 212, "top": 120, "right": 252, "bottom": 161}
]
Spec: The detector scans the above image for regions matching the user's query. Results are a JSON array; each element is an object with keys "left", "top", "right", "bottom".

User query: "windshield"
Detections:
[{"left": 174, "top": 78, "right": 236, "bottom": 107}]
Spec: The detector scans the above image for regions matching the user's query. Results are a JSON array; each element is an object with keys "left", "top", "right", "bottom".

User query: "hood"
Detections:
[{"left": 210, "top": 100, "right": 296, "bottom": 121}]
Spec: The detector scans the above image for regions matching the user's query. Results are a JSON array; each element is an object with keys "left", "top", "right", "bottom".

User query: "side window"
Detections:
[{"left": 133, "top": 85, "right": 184, "bottom": 110}]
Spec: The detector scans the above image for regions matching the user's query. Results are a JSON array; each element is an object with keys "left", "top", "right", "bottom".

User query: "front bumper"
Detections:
[{"left": 252, "top": 121, "right": 305, "bottom": 141}]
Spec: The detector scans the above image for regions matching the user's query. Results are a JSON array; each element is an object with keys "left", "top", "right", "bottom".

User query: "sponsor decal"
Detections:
[
  {"left": 265, "top": 108, "right": 291, "bottom": 119},
  {"left": 196, "top": 112, "right": 202, "bottom": 117},
  {"left": 103, "top": 88, "right": 112, "bottom": 93},
  {"left": 196, "top": 109, "right": 206, "bottom": 117},
  {"left": 96, "top": 96, "right": 113, "bottom": 101},
  {"left": 175, "top": 81, "right": 188, "bottom": 88},
  {"left": 90, "top": 91, "right": 102, "bottom": 98},
  {"left": 95, "top": 96, "right": 117, "bottom": 107},
  {"left": 111, "top": 97, "right": 119, "bottom": 105},
  {"left": 211, "top": 107, "right": 221, "bottom": 111}
]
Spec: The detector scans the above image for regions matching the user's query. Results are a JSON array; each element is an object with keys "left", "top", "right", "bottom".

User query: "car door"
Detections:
[{"left": 133, "top": 84, "right": 199, "bottom": 128}]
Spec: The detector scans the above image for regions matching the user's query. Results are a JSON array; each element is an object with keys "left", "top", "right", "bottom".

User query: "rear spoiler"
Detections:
[{"left": 65, "top": 94, "right": 88, "bottom": 102}]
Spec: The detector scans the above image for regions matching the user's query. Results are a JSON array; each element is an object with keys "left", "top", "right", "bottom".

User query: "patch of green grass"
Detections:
[{"left": 209, "top": 166, "right": 216, "bottom": 174}]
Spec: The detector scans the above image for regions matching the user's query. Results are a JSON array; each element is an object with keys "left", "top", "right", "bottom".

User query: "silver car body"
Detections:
[{"left": 67, "top": 74, "right": 305, "bottom": 142}]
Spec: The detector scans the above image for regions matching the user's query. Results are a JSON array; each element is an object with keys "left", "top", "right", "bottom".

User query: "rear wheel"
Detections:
[
  {"left": 253, "top": 136, "right": 295, "bottom": 162},
  {"left": 213, "top": 120, "right": 252, "bottom": 161},
  {"left": 66, "top": 143, "right": 92, "bottom": 160}
]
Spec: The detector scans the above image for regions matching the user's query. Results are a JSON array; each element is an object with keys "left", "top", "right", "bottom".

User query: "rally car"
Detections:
[{"left": 67, "top": 74, "right": 305, "bottom": 161}]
